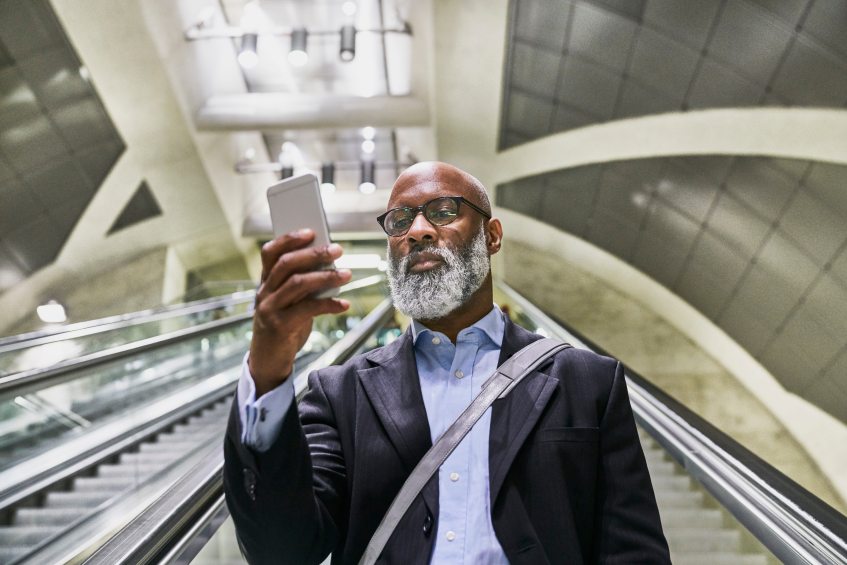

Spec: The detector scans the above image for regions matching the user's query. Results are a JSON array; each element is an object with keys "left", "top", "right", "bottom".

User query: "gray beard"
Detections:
[{"left": 387, "top": 225, "right": 490, "bottom": 321}]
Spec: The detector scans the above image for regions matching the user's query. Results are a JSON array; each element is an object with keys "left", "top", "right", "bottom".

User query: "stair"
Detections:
[
  {"left": 639, "top": 427, "right": 772, "bottom": 565},
  {"left": 0, "top": 398, "right": 231, "bottom": 564}
]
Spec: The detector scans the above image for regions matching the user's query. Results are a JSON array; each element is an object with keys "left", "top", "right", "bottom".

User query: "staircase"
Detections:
[
  {"left": 639, "top": 427, "right": 774, "bottom": 564},
  {"left": 0, "top": 398, "right": 231, "bottom": 565}
]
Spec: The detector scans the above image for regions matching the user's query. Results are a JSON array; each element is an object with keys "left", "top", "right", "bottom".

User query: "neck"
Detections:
[{"left": 418, "top": 275, "right": 494, "bottom": 342}]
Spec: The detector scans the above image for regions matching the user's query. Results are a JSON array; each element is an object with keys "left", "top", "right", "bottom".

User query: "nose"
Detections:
[{"left": 406, "top": 209, "right": 437, "bottom": 243}]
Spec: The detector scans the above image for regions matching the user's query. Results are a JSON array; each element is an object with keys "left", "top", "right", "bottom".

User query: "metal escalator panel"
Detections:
[
  {"left": 0, "top": 280, "right": 390, "bottom": 565},
  {"left": 0, "top": 277, "right": 385, "bottom": 474},
  {"left": 0, "top": 291, "right": 257, "bottom": 378}
]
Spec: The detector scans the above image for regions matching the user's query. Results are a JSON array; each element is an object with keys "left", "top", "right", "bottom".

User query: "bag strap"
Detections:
[{"left": 358, "top": 337, "right": 571, "bottom": 565}]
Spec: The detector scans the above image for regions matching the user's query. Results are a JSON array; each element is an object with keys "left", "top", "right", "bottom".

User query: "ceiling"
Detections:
[
  {"left": 500, "top": 0, "right": 847, "bottom": 149},
  {"left": 0, "top": 0, "right": 124, "bottom": 293}
]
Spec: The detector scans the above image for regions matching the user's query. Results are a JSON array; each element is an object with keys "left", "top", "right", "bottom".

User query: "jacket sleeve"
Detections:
[
  {"left": 592, "top": 361, "right": 671, "bottom": 564},
  {"left": 223, "top": 369, "right": 348, "bottom": 565}
]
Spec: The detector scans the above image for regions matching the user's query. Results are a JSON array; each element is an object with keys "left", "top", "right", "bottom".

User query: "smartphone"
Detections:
[{"left": 267, "top": 173, "right": 339, "bottom": 298}]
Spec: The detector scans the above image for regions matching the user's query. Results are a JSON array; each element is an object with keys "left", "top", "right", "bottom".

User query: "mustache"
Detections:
[{"left": 397, "top": 243, "right": 451, "bottom": 275}]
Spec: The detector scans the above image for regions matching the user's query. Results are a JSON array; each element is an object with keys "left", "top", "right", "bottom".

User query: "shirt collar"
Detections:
[{"left": 411, "top": 305, "right": 505, "bottom": 347}]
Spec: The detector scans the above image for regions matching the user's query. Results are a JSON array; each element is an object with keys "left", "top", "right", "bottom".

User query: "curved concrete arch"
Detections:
[
  {"left": 489, "top": 108, "right": 847, "bottom": 188},
  {"left": 494, "top": 207, "right": 847, "bottom": 508}
]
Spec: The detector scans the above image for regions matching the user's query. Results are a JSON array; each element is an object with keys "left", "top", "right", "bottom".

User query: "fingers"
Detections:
[
  {"left": 263, "top": 242, "right": 344, "bottom": 292},
  {"left": 255, "top": 295, "right": 351, "bottom": 332},
  {"left": 260, "top": 268, "right": 352, "bottom": 313},
  {"left": 259, "top": 229, "right": 315, "bottom": 282}
]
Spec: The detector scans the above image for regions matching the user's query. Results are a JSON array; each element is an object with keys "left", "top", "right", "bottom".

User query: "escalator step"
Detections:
[
  {"left": 0, "top": 525, "right": 61, "bottom": 545},
  {"left": 120, "top": 452, "right": 183, "bottom": 464},
  {"left": 665, "top": 528, "right": 741, "bottom": 552},
  {"left": 0, "top": 546, "right": 32, "bottom": 562},
  {"left": 44, "top": 491, "right": 113, "bottom": 508},
  {"left": 659, "top": 508, "right": 724, "bottom": 528},
  {"left": 139, "top": 442, "right": 203, "bottom": 453},
  {"left": 650, "top": 475, "right": 692, "bottom": 492},
  {"left": 72, "top": 477, "right": 135, "bottom": 492},
  {"left": 14, "top": 508, "right": 83, "bottom": 526},
  {"left": 97, "top": 463, "right": 165, "bottom": 478},
  {"left": 653, "top": 490, "right": 704, "bottom": 507},
  {"left": 670, "top": 553, "right": 767, "bottom": 565}
]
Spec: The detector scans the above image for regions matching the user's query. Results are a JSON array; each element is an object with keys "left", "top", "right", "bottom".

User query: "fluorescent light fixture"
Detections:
[
  {"left": 340, "top": 25, "right": 356, "bottom": 62},
  {"left": 238, "top": 33, "right": 259, "bottom": 69},
  {"left": 37, "top": 300, "right": 67, "bottom": 324},
  {"left": 289, "top": 28, "right": 308, "bottom": 67}
]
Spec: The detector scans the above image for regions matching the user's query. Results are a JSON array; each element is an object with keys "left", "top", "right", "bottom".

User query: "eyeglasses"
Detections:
[{"left": 376, "top": 196, "right": 491, "bottom": 237}]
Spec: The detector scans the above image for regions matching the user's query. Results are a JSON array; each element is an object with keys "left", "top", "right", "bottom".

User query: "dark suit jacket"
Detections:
[{"left": 224, "top": 318, "right": 671, "bottom": 564}]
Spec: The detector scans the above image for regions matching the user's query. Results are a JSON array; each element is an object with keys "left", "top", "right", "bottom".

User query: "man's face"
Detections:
[{"left": 383, "top": 164, "right": 493, "bottom": 321}]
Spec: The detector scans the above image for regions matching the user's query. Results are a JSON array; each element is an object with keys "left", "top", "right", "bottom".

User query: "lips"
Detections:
[{"left": 407, "top": 250, "right": 444, "bottom": 273}]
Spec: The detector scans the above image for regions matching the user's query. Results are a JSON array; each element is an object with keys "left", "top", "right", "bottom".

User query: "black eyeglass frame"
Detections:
[{"left": 376, "top": 196, "right": 491, "bottom": 236}]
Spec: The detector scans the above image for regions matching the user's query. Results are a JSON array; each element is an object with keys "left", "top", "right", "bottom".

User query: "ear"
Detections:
[{"left": 485, "top": 217, "right": 503, "bottom": 255}]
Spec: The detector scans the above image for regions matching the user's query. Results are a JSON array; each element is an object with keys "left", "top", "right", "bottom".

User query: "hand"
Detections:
[{"left": 249, "top": 229, "right": 352, "bottom": 397}]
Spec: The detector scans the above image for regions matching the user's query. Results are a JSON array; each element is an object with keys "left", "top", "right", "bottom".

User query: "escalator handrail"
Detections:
[
  {"left": 83, "top": 298, "right": 396, "bottom": 565},
  {"left": 0, "top": 289, "right": 256, "bottom": 353},
  {"left": 496, "top": 282, "right": 847, "bottom": 564},
  {"left": 0, "top": 311, "right": 254, "bottom": 400},
  {"left": 0, "top": 275, "right": 387, "bottom": 399}
]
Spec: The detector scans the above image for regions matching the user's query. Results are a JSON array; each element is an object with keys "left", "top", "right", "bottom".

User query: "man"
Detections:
[{"left": 224, "top": 162, "right": 670, "bottom": 564}]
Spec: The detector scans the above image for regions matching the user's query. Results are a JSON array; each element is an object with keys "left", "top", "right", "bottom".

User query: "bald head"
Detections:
[{"left": 388, "top": 161, "right": 492, "bottom": 215}]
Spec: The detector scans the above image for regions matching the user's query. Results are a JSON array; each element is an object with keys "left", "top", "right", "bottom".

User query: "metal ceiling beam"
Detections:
[{"left": 195, "top": 93, "right": 430, "bottom": 130}]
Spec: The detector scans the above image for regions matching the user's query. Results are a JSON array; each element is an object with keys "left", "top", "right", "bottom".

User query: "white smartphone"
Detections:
[{"left": 267, "top": 173, "right": 339, "bottom": 298}]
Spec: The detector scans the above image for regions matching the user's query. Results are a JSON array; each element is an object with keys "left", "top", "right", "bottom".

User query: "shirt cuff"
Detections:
[{"left": 237, "top": 354, "right": 296, "bottom": 452}]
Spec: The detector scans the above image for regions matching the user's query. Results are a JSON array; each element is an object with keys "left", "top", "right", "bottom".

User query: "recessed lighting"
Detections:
[
  {"left": 361, "top": 126, "right": 375, "bottom": 140},
  {"left": 342, "top": 1, "right": 357, "bottom": 16},
  {"left": 361, "top": 139, "right": 375, "bottom": 154},
  {"left": 358, "top": 182, "right": 376, "bottom": 194}
]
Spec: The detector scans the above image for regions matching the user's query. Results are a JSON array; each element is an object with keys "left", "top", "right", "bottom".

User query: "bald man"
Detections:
[{"left": 224, "top": 162, "right": 670, "bottom": 564}]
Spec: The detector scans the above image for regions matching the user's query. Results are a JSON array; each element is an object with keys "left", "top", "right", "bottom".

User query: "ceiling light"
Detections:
[
  {"left": 238, "top": 33, "right": 259, "bottom": 69},
  {"left": 361, "top": 126, "right": 375, "bottom": 140},
  {"left": 340, "top": 25, "right": 356, "bottom": 62},
  {"left": 342, "top": 1, "right": 357, "bottom": 16},
  {"left": 359, "top": 182, "right": 376, "bottom": 194},
  {"left": 361, "top": 139, "right": 375, "bottom": 154},
  {"left": 289, "top": 28, "right": 308, "bottom": 67},
  {"left": 37, "top": 300, "right": 67, "bottom": 324}
]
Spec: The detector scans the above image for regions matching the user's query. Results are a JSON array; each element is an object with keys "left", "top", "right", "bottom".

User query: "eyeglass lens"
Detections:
[{"left": 385, "top": 197, "right": 459, "bottom": 235}]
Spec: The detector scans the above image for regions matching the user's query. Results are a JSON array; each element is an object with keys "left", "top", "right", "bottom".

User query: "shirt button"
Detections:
[
  {"left": 450, "top": 472, "right": 459, "bottom": 482},
  {"left": 431, "top": 337, "right": 441, "bottom": 345},
  {"left": 446, "top": 531, "right": 456, "bottom": 541},
  {"left": 454, "top": 370, "right": 464, "bottom": 379}
]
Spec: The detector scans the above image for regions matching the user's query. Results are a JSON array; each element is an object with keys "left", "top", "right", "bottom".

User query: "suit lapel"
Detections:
[
  {"left": 489, "top": 319, "right": 559, "bottom": 503},
  {"left": 357, "top": 329, "right": 437, "bottom": 511}
]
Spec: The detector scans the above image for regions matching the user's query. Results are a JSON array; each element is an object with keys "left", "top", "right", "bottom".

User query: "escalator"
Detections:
[
  {"left": 3, "top": 280, "right": 845, "bottom": 564},
  {"left": 81, "top": 282, "right": 847, "bottom": 565},
  {"left": 0, "top": 276, "right": 393, "bottom": 565}
]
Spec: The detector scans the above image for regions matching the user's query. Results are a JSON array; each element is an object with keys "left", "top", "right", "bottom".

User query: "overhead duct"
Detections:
[{"left": 196, "top": 93, "right": 430, "bottom": 130}]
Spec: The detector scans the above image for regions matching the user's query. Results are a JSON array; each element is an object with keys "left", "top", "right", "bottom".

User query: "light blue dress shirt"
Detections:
[{"left": 237, "top": 306, "right": 510, "bottom": 564}]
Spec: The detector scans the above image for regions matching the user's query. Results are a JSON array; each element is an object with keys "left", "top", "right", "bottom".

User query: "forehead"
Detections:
[{"left": 387, "top": 180, "right": 467, "bottom": 209}]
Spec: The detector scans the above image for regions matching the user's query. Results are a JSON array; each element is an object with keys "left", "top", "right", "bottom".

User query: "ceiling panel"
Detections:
[
  {"left": 802, "top": 0, "right": 847, "bottom": 58},
  {"left": 15, "top": 47, "right": 91, "bottom": 111},
  {"left": 707, "top": 193, "right": 772, "bottom": 256},
  {"left": 0, "top": 180, "right": 43, "bottom": 236},
  {"left": 495, "top": 154, "right": 847, "bottom": 424},
  {"left": 2, "top": 213, "right": 66, "bottom": 272},
  {"left": 779, "top": 191, "right": 846, "bottom": 265},
  {"left": 24, "top": 157, "right": 94, "bottom": 206},
  {"left": 555, "top": 55, "right": 620, "bottom": 120},
  {"left": 510, "top": 40, "right": 561, "bottom": 97},
  {"left": 506, "top": 90, "right": 555, "bottom": 138},
  {"left": 771, "top": 34, "right": 847, "bottom": 106},
  {"left": 803, "top": 377, "right": 847, "bottom": 422},
  {"left": 0, "top": 242, "right": 27, "bottom": 292},
  {"left": 628, "top": 26, "right": 698, "bottom": 102},
  {"left": 759, "top": 327, "right": 833, "bottom": 392},
  {"left": 0, "top": 0, "right": 64, "bottom": 59},
  {"left": 501, "top": 0, "right": 847, "bottom": 148},
  {"left": 724, "top": 158, "right": 799, "bottom": 222},
  {"left": 707, "top": 0, "right": 794, "bottom": 86},
  {"left": 513, "top": 0, "right": 572, "bottom": 51},
  {"left": 641, "top": 0, "right": 721, "bottom": 48},
  {"left": 568, "top": 2, "right": 636, "bottom": 72}
]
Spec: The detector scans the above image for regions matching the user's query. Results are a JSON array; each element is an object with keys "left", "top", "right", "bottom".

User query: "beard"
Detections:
[{"left": 386, "top": 224, "right": 490, "bottom": 321}]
